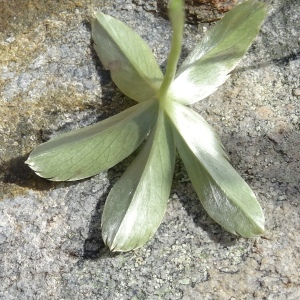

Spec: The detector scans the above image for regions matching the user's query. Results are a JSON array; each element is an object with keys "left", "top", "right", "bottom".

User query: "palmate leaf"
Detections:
[
  {"left": 102, "top": 111, "right": 175, "bottom": 251},
  {"left": 26, "top": 99, "right": 158, "bottom": 181},
  {"left": 169, "top": 0, "right": 268, "bottom": 105},
  {"left": 167, "top": 101, "right": 264, "bottom": 237},
  {"left": 25, "top": 0, "right": 267, "bottom": 252},
  {"left": 92, "top": 12, "right": 163, "bottom": 102}
]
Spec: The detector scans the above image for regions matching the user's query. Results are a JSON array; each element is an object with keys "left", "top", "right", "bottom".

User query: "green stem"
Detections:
[{"left": 159, "top": 0, "right": 185, "bottom": 106}]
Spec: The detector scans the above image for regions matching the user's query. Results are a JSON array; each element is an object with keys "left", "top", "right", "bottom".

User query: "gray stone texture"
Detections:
[{"left": 0, "top": 0, "right": 299, "bottom": 299}]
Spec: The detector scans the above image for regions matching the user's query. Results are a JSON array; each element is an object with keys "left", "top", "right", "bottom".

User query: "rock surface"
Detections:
[
  {"left": 0, "top": 0, "right": 299, "bottom": 299},
  {"left": 158, "top": 0, "right": 237, "bottom": 23}
]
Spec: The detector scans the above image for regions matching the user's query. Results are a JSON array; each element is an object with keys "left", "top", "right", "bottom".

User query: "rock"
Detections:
[
  {"left": 158, "top": 0, "right": 237, "bottom": 23},
  {"left": 1, "top": 0, "right": 300, "bottom": 299}
]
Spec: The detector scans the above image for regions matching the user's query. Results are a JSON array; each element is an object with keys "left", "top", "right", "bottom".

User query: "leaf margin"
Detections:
[
  {"left": 101, "top": 109, "right": 176, "bottom": 252},
  {"left": 168, "top": 0, "right": 269, "bottom": 105},
  {"left": 26, "top": 99, "right": 158, "bottom": 181},
  {"left": 92, "top": 12, "right": 163, "bottom": 102},
  {"left": 167, "top": 101, "right": 265, "bottom": 237}
]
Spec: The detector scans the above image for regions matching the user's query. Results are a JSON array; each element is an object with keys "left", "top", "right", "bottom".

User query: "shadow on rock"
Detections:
[
  {"left": 1, "top": 154, "right": 56, "bottom": 191},
  {"left": 0, "top": 153, "right": 86, "bottom": 193},
  {"left": 83, "top": 190, "right": 109, "bottom": 259},
  {"left": 82, "top": 153, "right": 139, "bottom": 259},
  {"left": 174, "top": 183, "right": 239, "bottom": 248}
]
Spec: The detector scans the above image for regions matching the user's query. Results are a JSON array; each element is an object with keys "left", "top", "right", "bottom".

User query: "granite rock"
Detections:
[{"left": 0, "top": 0, "right": 299, "bottom": 299}]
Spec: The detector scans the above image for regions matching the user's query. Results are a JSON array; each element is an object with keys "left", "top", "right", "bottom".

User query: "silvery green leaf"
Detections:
[
  {"left": 102, "top": 111, "right": 175, "bottom": 252},
  {"left": 169, "top": 1, "right": 268, "bottom": 104},
  {"left": 92, "top": 13, "right": 163, "bottom": 102},
  {"left": 26, "top": 99, "right": 158, "bottom": 181},
  {"left": 167, "top": 101, "right": 265, "bottom": 237}
]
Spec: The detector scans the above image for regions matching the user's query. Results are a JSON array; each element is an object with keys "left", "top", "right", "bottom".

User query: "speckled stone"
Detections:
[
  {"left": 158, "top": 0, "right": 237, "bottom": 23},
  {"left": 0, "top": 0, "right": 299, "bottom": 299}
]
